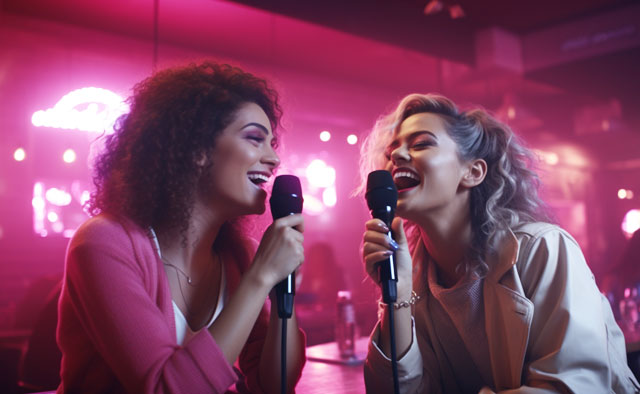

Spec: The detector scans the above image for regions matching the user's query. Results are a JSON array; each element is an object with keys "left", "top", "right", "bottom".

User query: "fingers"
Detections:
[
  {"left": 390, "top": 217, "right": 407, "bottom": 244},
  {"left": 274, "top": 213, "right": 304, "bottom": 233},
  {"left": 365, "top": 218, "right": 389, "bottom": 233}
]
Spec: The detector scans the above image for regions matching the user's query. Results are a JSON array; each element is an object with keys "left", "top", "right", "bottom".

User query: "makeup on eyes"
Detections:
[{"left": 385, "top": 130, "right": 437, "bottom": 158}]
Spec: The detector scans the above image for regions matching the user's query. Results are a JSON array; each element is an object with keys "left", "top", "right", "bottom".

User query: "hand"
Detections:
[
  {"left": 251, "top": 214, "right": 305, "bottom": 289},
  {"left": 362, "top": 217, "right": 413, "bottom": 296}
]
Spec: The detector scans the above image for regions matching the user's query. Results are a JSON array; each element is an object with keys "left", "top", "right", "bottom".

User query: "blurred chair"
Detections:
[{"left": 17, "top": 281, "right": 62, "bottom": 393}]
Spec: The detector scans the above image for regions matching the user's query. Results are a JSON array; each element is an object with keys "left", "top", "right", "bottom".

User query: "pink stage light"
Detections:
[
  {"left": 618, "top": 189, "right": 634, "bottom": 200},
  {"left": 63, "top": 149, "right": 77, "bottom": 164},
  {"left": 31, "top": 87, "right": 128, "bottom": 133},
  {"left": 322, "top": 186, "right": 337, "bottom": 207},
  {"left": 45, "top": 187, "right": 72, "bottom": 206},
  {"left": 13, "top": 148, "right": 26, "bottom": 161},
  {"left": 303, "top": 195, "right": 326, "bottom": 215},
  {"left": 319, "top": 131, "right": 331, "bottom": 142},
  {"left": 32, "top": 182, "right": 46, "bottom": 237},
  {"left": 32, "top": 180, "right": 91, "bottom": 238},
  {"left": 347, "top": 134, "right": 358, "bottom": 145},
  {"left": 622, "top": 209, "right": 640, "bottom": 239},
  {"left": 306, "top": 159, "right": 336, "bottom": 188},
  {"left": 533, "top": 149, "right": 559, "bottom": 166},
  {"left": 47, "top": 211, "right": 59, "bottom": 223}
]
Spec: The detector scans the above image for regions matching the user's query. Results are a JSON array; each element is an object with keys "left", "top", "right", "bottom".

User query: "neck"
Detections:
[
  {"left": 157, "top": 201, "right": 226, "bottom": 273},
  {"left": 413, "top": 198, "right": 473, "bottom": 288}
]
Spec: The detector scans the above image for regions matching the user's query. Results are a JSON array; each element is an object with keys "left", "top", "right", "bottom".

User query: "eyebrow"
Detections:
[
  {"left": 242, "top": 122, "right": 270, "bottom": 136},
  {"left": 388, "top": 130, "right": 437, "bottom": 149}
]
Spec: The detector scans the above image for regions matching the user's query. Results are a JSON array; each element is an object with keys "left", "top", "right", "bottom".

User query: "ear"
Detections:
[{"left": 460, "top": 159, "right": 487, "bottom": 188}]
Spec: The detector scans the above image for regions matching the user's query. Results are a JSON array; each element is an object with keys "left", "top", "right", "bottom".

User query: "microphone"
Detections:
[
  {"left": 365, "top": 170, "right": 399, "bottom": 304},
  {"left": 270, "top": 175, "right": 304, "bottom": 319}
]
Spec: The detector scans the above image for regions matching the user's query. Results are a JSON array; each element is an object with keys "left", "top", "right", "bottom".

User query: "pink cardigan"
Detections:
[{"left": 57, "top": 214, "right": 305, "bottom": 393}]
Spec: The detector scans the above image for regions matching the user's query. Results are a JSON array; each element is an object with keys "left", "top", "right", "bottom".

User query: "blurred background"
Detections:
[{"left": 1, "top": 0, "right": 639, "bottom": 392}]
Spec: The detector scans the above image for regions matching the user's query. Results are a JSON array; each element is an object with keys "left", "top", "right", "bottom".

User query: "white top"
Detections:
[{"left": 149, "top": 228, "right": 226, "bottom": 345}]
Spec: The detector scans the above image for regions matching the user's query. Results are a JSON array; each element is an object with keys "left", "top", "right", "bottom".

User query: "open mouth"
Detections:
[
  {"left": 248, "top": 172, "right": 270, "bottom": 188},
  {"left": 393, "top": 169, "right": 420, "bottom": 191}
]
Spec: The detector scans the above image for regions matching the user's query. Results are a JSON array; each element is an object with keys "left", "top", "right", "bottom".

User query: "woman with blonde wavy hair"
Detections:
[{"left": 360, "top": 93, "right": 638, "bottom": 393}]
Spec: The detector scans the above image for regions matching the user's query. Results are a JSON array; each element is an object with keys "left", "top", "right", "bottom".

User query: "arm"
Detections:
[
  {"left": 208, "top": 214, "right": 305, "bottom": 393},
  {"left": 362, "top": 217, "right": 428, "bottom": 393},
  {"left": 498, "top": 226, "right": 638, "bottom": 393}
]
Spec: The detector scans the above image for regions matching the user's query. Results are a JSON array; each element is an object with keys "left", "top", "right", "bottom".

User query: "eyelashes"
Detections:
[
  {"left": 383, "top": 140, "right": 434, "bottom": 159},
  {"left": 247, "top": 135, "right": 265, "bottom": 142}
]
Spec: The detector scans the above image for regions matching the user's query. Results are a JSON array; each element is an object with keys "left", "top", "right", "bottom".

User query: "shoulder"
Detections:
[
  {"left": 512, "top": 222, "right": 581, "bottom": 256},
  {"left": 71, "top": 213, "right": 148, "bottom": 249},
  {"left": 511, "top": 222, "right": 590, "bottom": 295},
  {"left": 67, "top": 214, "right": 156, "bottom": 275}
]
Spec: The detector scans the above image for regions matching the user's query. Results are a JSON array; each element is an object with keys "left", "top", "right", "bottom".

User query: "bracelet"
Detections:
[{"left": 379, "top": 291, "right": 421, "bottom": 310}]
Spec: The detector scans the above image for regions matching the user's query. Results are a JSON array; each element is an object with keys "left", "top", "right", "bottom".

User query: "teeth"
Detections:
[
  {"left": 393, "top": 171, "right": 419, "bottom": 180},
  {"left": 248, "top": 173, "right": 269, "bottom": 183}
]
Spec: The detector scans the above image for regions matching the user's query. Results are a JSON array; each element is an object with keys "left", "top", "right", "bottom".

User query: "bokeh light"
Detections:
[
  {"left": 347, "top": 134, "right": 358, "bottom": 145},
  {"left": 13, "top": 147, "right": 26, "bottom": 161},
  {"left": 622, "top": 209, "right": 640, "bottom": 239},
  {"left": 63, "top": 148, "right": 77, "bottom": 163},
  {"left": 305, "top": 159, "right": 336, "bottom": 188},
  {"left": 319, "top": 131, "right": 331, "bottom": 142}
]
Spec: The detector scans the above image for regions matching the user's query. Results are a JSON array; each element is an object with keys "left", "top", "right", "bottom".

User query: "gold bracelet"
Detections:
[{"left": 379, "top": 291, "right": 421, "bottom": 310}]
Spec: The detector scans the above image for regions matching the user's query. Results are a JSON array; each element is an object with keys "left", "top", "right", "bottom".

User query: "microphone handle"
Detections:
[
  {"left": 275, "top": 274, "right": 295, "bottom": 319},
  {"left": 372, "top": 205, "right": 398, "bottom": 303}
]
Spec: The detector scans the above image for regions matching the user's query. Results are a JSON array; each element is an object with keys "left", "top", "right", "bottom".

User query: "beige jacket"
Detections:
[{"left": 365, "top": 222, "right": 640, "bottom": 393}]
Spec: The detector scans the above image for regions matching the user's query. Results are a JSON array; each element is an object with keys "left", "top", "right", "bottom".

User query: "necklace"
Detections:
[{"left": 162, "top": 259, "right": 196, "bottom": 286}]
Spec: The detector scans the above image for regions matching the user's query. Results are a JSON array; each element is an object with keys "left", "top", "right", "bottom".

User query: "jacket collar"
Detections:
[{"left": 485, "top": 228, "right": 520, "bottom": 283}]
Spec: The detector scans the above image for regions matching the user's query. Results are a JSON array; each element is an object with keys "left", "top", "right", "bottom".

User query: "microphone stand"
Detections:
[{"left": 276, "top": 276, "right": 295, "bottom": 394}]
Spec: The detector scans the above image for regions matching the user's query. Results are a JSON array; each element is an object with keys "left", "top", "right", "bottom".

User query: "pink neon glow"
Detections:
[
  {"left": 319, "top": 131, "right": 331, "bottom": 142},
  {"left": 622, "top": 209, "right": 640, "bottom": 238},
  {"left": 80, "top": 190, "right": 91, "bottom": 206},
  {"left": 45, "top": 187, "right": 72, "bottom": 206},
  {"left": 306, "top": 159, "right": 336, "bottom": 188},
  {"left": 63, "top": 148, "right": 77, "bottom": 163},
  {"left": 302, "top": 195, "right": 325, "bottom": 215},
  {"left": 47, "top": 211, "right": 59, "bottom": 222},
  {"left": 33, "top": 180, "right": 92, "bottom": 238},
  {"left": 13, "top": 148, "right": 26, "bottom": 161},
  {"left": 32, "top": 182, "right": 46, "bottom": 237},
  {"left": 31, "top": 87, "right": 128, "bottom": 133},
  {"left": 533, "top": 149, "right": 559, "bottom": 166},
  {"left": 322, "top": 186, "right": 337, "bottom": 207}
]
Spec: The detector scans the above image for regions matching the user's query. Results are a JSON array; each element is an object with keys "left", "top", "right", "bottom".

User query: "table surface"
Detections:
[{"left": 297, "top": 337, "right": 369, "bottom": 393}]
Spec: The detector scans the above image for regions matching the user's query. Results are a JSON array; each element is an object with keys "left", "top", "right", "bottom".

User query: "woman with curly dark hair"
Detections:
[
  {"left": 56, "top": 61, "right": 306, "bottom": 393},
  {"left": 359, "top": 93, "right": 638, "bottom": 393}
]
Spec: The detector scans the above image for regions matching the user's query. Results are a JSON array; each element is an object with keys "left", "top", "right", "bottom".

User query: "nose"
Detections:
[
  {"left": 262, "top": 145, "right": 281, "bottom": 171},
  {"left": 390, "top": 144, "right": 410, "bottom": 164}
]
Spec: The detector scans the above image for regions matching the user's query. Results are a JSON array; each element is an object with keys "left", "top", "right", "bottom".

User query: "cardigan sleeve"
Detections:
[
  {"left": 60, "top": 216, "right": 237, "bottom": 393},
  {"left": 507, "top": 225, "right": 640, "bottom": 393}
]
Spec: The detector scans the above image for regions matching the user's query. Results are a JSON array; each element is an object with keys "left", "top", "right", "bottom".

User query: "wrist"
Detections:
[{"left": 245, "top": 264, "right": 274, "bottom": 294}]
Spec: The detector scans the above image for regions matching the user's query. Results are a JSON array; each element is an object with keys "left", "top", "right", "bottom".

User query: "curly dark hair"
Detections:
[{"left": 88, "top": 61, "right": 282, "bottom": 236}]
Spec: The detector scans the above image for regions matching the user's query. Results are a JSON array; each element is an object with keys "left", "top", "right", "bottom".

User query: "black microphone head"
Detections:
[
  {"left": 270, "top": 175, "right": 303, "bottom": 220},
  {"left": 365, "top": 170, "right": 398, "bottom": 211}
]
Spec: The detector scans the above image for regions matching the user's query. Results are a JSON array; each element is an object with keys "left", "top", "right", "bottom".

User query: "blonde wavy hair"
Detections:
[{"left": 358, "top": 93, "right": 550, "bottom": 276}]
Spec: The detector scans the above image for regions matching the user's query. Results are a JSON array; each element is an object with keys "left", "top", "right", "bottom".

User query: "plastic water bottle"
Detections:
[{"left": 335, "top": 290, "right": 357, "bottom": 359}]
